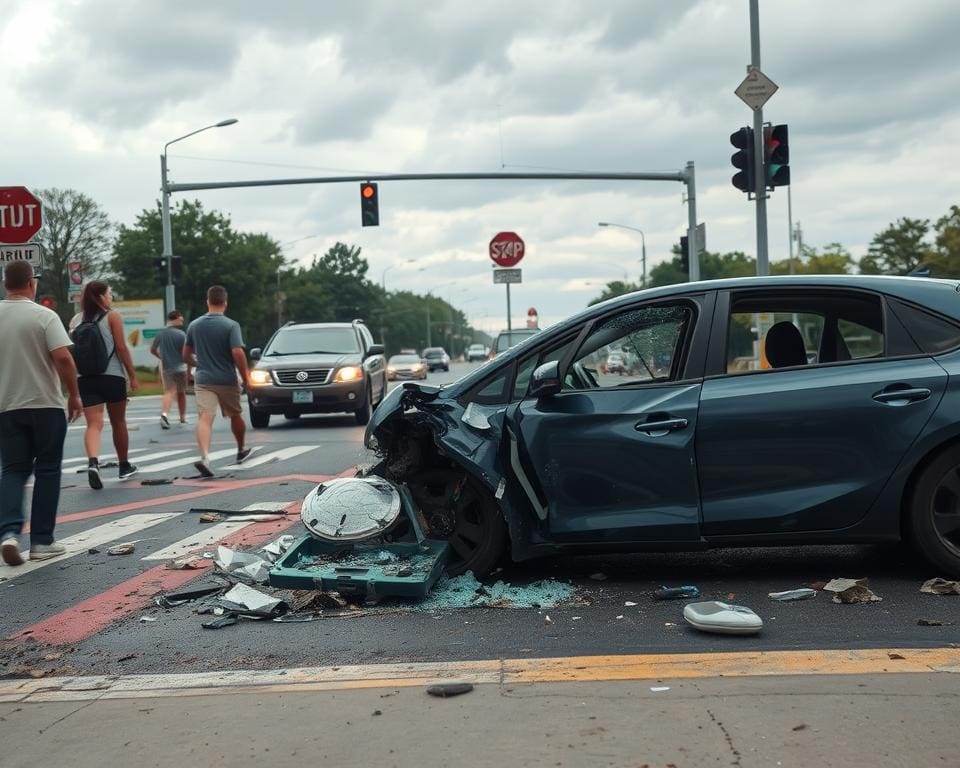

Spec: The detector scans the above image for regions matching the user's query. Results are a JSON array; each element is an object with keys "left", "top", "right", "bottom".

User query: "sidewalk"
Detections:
[{"left": 1, "top": 654, "right": 957, "bottom": 767}]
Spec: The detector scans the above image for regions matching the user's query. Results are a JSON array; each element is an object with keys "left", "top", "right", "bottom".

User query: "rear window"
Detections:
[
  {"left": 389, "top": 355, "right": 420, "bottom": 364},
  {"left": 265, "top": 327, "right": 359, "bottom": 356}
]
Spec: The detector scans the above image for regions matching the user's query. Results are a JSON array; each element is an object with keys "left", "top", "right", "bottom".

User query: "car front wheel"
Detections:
[
  {"left": 909, "top": 445, "right": 960, "bottom": 577},
  {"left": 249, "top": 408, "right": 270, "bottom": 429}
]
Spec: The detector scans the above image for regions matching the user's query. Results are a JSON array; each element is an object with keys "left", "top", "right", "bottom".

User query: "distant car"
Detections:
[
  {"left": 466, "top": 343, "right": 487, "bottom": 362},
  {"left": 605, "top": 353, "right": 626, "bottom": 374},
  {"left": 246, "top": 320, "right": 387, "bottom": 428},
  {"left": 488, "top": 328, "right": 540, "bottom": 360},
  {"left": 387, "top": 354, "right": 427, "bottom": 381},
  {"left": 422, "top": 347, "right": 450, "bottom": 372}
]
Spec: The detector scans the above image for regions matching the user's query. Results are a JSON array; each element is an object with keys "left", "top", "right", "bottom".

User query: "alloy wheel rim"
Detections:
[{"left": 931, "top": 466, "right": 960, "bottom": 558}]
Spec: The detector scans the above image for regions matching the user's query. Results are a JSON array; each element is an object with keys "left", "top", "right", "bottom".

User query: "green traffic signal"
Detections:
[{"left": 764, "top": 124, "right": 790, "bottom": 188}]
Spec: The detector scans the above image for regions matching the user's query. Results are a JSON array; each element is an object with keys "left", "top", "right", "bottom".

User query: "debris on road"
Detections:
[
  {"left": 199, "top": 512, "right": 227, "bottom": 523},
  {"left": 426, "top": 683, "right": 474, "bottom": 698},
  {"left": 544, "top": 614, "right": 553, "bottom": 625},
  {"left": 683, "top": 601, "right": 763, "bottom": 635},
  {"left": 166, "top": 557, "right": 205, "bottom": 570},
  {"left": 823, "top": 577, "right": 882, "bottom": 604},
  {"left": 214, "top": 545, "right": 273, "bottom": 584},
  {"left": 416, "top": 572, "right": 577, "bottom": 610},
  {"left": 190, "top": 507, "right": 288, "bottom": 517},
  {"left": 650, "top": 686, "right": 670, "bottom": 692},
  {"left": 589, "top": 572, "right": 608, "bottom": 581},
  {"left": 154, "top": 581, "right": 227, "bottom": 608},
  {"left": 920, "top": 578, "right": 960, "bottom": 595},
  {"left": 624, "top": 601, "right": 637, "bottom": 607},
  {"left": 220, "top": 583, "right": 288, "bottom": 617},
  {"left": 139, "top": 616, "right": 157, "bottom": 623},
  {"left": 300, "top": 477, "right": 402, "bottom": 541},
  {"left": 202, "top": 614, "right": 238, "bottom": 630},
  {"left": 87, "top": 547, "right": 100, "bottom": 555},
  {"left": 917, "top": 618, "right": 952, "bottom": 626},
  {"left": 768, "top": 588, "right": 817, "bottom": 601},
  {"left": 654, "top": 585, "right": 701, "bottom": 600},
  {"left": 262, "top": 534, "right": 296, "bottom": 563},
  {"left": 107, "top": 543, "right": 135, "bottom": 556},
  {"left": 140, "top": 479, "right": 174, "bottom": 486}
]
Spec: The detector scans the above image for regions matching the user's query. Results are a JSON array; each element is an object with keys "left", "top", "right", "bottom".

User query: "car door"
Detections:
[
  {"left": 696, "top": 288, "right": 947, "bottom": 537},
  {"left": 508, "top": 294, "right": 713, "bottom": 543}
]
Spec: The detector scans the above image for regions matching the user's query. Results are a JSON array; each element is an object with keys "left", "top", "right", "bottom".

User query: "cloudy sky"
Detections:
[{"left": 3, "top": 0, "right": 958, "bottom": 332}]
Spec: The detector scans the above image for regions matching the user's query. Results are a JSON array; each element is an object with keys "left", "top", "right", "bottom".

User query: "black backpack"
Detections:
[{"left": 72, "top": 312, "right": 115, "bottom": 376}]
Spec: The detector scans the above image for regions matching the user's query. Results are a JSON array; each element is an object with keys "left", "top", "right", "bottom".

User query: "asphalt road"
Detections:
[{"left": 2, "top": 361, "right": 959, "bottom": 678}]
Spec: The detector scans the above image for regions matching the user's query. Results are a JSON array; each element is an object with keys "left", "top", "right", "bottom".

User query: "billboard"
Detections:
[{"left": 113, "top": 299, "right": 165, "bottom": 368}]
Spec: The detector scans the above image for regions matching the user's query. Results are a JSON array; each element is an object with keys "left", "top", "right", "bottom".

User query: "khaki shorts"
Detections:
[
  {"left": 195, "top": 384, "right": 242, "bottom": 417},
  {"left": 161, "top": 370, "right": 188, "bottom": 394}
]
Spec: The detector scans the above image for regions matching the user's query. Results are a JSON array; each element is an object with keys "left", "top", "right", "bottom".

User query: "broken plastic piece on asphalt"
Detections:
[
  {"left": 139, "top": 616, "right": 157, "bottom": 623},
  {"left": 107, "top": 543, "right": 135, "bottom": 556},
  {"left": 543, "top": 614, "right": 553, "bottom": 625},
  {"left": 650, "top": 686, "right": 670, "bottom": 692},
  {"left": 654, "top": 585, "right": 700, "bottom": 600},
  {"left": 300, "top": 477, "right": 402, "bottom": 542},
  {"left": 201, "top": 614, "right": 238, "bottom": 630},
  {"left": 426, "top": 683, "right": 474, "bottom": 698},
  {"left": 199, "top": 512, "right": 226, "bottom": 523},
  {"left": 624, "top": 601, "right": 637, "bottom": 607},
  {"left": 214, "top": 545, "right": 273, "bottom": 584},
  {"left": 571, "top": 616, "right": 582, "bottom": 621},
  {"left": 140, "top": 479, "right": 173, "bottom": 486},
  {"left": 219, "top": 583, "right": 288, "bottom": 617},
  {"left": 824, "top": 578, "right": 882, "bottom": 604},
  {"left": 920, "top": 577, "right": 960, "bottom": 595},
  {"left": 166, "top": 557, "right": 204, "bottom": 570},
  {"left": 190, "top": 507, "right": 286, "bottom": 517},
  {"left": 768, "top": 588, "right": 817, "bottom": 601},
  {"left": 154, "top": 581, "right": 226, "bottom": 608},
  {"left": 87, "top": 548, "right": 100, "bottom": 555},
  {"left": 262, "top": 534, "right": 296, "bottom": 563},
  {"left": 615, "top": 615, "right": 624, "bottom": 619},
  {"left": 683, "top": 601, "right": 763, "bottom": 635},
  {"left": 272, "top": 614, "right": 320, "bottom": 623},
  {"left": 917, "top": 618, "right": 951, "bottom": 626},
  {"left": 589, "top": 572, "right": 608, "bottom": 581}
]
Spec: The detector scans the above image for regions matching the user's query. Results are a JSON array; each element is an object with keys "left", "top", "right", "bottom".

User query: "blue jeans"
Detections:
[{"left": 0, "top": 408, "right": 67, "bottom": 545}]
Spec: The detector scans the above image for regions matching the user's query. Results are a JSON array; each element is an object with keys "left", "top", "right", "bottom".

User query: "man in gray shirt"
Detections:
[
  {"left": 150, "top": 310, "right": 188, "bottom": 429},
  {"left": 183, "top": 285, "right": 251, "bottom": 477}
]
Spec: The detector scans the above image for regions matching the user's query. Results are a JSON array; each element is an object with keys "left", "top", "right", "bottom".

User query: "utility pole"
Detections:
[
  {"left": 749, "top": 0, "right": 769, "bottom": 275},
  {"left": 787, "top": 185, "right": 794, "bottom": 274}
]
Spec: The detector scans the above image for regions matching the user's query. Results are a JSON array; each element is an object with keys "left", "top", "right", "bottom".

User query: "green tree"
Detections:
[
  {"left": 587, "top": 280, "right": 643, "bottom": 306},
  {"left": 857, "top": 218, "right": 930, "bottom": 275},
  {"left": 111, "top": 200, "right": 281, "bottom": 347},
  {"left": 32, "top": 188, "right": 113, "bottom": 324},
  {"left": 929, "top": 205, "right": 960, "bottom": 278},
  {"left": 283, "top": 242, "right": 383, "bottom": 326},
  {"left": 771, "top": 242, "right": 853, "bottom": 275}
]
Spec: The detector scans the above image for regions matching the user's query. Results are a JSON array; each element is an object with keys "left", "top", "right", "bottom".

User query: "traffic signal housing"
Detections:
[
  {"left": 360, "top": 182, "right": 379, "bottom": 227},
  {"left": 764, "top": 124, "right": 790, "bottom": 188},
  {"left": 679, "top": 236, "right": 690, "bottom": 275},
  {"left": 39, "top": 295, "right": 56, "bottom": 310},
  {"left": 730, "top": 127, "right": 756, "bottom": 194}
]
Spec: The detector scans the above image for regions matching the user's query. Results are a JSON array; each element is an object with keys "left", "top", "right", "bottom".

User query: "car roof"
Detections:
[{"left": 277, "top": 322, "right": 357, "bottom": 330}]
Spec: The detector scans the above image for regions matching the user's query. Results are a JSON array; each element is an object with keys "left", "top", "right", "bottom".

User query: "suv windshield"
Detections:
[{"left": 265, "top": 327, "right": 360, "bottom": 356}]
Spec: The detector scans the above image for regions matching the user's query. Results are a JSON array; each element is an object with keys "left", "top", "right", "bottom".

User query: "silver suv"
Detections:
[{"left": 247, "top": 320, "right": 387, "bottom": 428}]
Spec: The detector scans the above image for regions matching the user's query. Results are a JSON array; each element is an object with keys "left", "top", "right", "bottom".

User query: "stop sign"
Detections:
[
  {"left": 0, "top": 187, "right": 42, "bottom": 243},
  {"left": 489, "top": 231, "right": 525, "bottom": 268}
]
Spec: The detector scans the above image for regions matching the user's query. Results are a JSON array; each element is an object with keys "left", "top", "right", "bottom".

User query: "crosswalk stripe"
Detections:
[
  {"left": 0, "top": 512, "right": 182, "bottom": 581},
  {"left": 62, "top": 448, "right": 150, "bottom": 467},
  {"left": 142, "top": 502, "right": 293, "bottom": 561},
  {"left": 223, "top": 445, "right": 318, "bottom": 470},
  {"left": 139, "top": 447, "right": 236, "bottom": 474}
]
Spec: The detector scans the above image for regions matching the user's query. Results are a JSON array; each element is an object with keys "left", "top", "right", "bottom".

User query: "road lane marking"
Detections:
[
  {"left": 142, "top": 502, "right": 294, "bottom": 561},
  {"left": 2, "top": 648, "right": 959, "bottom": 703},
  {"left": 222, "top": 445, "right": 318, "bottom": 470},
  {"left": 139, "top": 447, "right": 236, "bottom": 473},
  {"left": 62, "top": 448, "right": 150, "bottom": 467},
  {"left": 0, "top": 512, "right": 181, "bottom": 582}
]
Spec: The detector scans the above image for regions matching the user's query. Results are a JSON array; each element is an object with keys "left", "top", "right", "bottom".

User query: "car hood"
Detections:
[{"left": 254, "top": 352, "right": 356, "bottom": 369}]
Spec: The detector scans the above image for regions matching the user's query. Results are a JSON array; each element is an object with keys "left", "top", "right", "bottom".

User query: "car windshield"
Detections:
[
  {"left": 389, "top": 355, "right": 420, "bottom": 364},
  {"left": 423, "top": 349, "right": 446, "bottom": 358},
  {"left": 265, "top": 327, "right": 359, "bottom": 356},
  {"left": 495, "top": 330, "right": 538, "bottom": 353}
]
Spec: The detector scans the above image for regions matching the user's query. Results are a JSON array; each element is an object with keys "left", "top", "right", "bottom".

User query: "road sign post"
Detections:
[
  {"left": 0, "top": 243, "right": 45, "bottom": 275},
  {"left": 490, "top": 232, "right": 525, "bottom": 332},
  {"left": 492, "top": 268, "right": 522, "bottom": 284}
]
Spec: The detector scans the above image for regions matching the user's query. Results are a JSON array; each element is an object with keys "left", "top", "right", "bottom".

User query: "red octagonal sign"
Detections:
[
  {"left": 0, "top": 187, "right": 43, "bottom": 244},
  {"left": 489, "top": 231, "right": 525, "bottom": 268}
]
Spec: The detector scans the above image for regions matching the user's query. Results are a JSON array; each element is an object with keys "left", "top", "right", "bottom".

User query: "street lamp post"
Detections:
[
  {"left": 381, "top": 258, "right": 418, "bottom": 291},
  {"left": 598, "top": 221, "right": 647, "bottom": 287},
  {"left": 160, "top": 118, "right": 238, "bottom": 313}
]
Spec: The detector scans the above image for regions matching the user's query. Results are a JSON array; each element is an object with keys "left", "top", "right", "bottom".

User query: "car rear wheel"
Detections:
[
  {"left": 407, "top": 469, "right": 507, "bottom": 576},
  {"left": 354, "top": 382, "right": 373, "bottom": 426},
  {"left": 249, "top": 408, "right": 270, "bottom": 429},
  {"left": 908, "top": 445, "right": 960, "bottom": 577}
]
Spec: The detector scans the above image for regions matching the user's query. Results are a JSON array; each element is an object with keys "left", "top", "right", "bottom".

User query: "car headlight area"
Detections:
[{"left": 335, "top": 365, "right": 363, "bottom": 382}]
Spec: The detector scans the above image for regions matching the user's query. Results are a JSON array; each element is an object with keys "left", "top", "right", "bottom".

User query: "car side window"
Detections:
[
  {"left": 838, "top": 319, "right": 883, "bottom": 359},
  {"left": 563, "top": 304, "right": 691, "bottom": 391},
  {"left": 728, "top": 312, "right": 824, "bottom": 372},
  {"left": 889, "top": 299, "right": 960, "bottom": 354}
]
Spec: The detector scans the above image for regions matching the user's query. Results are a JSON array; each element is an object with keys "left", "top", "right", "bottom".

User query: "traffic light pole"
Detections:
[
  {"left": 160, "top": 153, "right": 175, "bottom": 313},
  {"left": 750, "top": 0, "right": 770, "bottom": 276}
]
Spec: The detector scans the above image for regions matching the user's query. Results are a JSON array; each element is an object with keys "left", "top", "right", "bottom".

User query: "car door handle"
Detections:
[
  {"left": 635, "top": 417, "right": 688, "bottom": 434},
  {"left": 873, "top": 387, "right": 931, "bottom": 405}
]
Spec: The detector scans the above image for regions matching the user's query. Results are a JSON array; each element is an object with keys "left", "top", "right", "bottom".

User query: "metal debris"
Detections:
[
  {"left": 219, "top": 583, "right": 288, "bottom": 617},
  {"left": 768, "top": 588, "right": 817, "bottom": 601},
  {"left": 920, "top": 578, "right": 960, "bottom": 595},
  {"left": 300, "top": 477, "right": 402, "bottom": 542},
  {"left": 213, "top": 545, "right": 273, "bottom": 584},
  {"left": 201, "top": 615, "right": 238, "bottom": 630}
]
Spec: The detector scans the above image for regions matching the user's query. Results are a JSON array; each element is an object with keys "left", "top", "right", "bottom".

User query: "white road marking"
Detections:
[
  {"left": 138, "top": 447, "right": 236, "bottom": 474},
  {"left": 142, "top": 502, "right": 293, "bottom": 561},
  {"left": 62, "top": 448, "right": 150, "bottom": 467},
  {"left": 0, "top": 512, "right": 182, "bottom": 581},
  {"left": 222, "top": 445, "right": 318, "bottom": 470}
]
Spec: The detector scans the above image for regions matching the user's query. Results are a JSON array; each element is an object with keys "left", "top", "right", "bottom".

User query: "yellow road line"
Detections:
[{"left": 2, "top": 648, "right": 958, "bottom": 703}]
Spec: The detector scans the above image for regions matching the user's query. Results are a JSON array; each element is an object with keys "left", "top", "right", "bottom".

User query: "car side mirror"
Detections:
[
  {"left": 529, "top": 360, "right": 561, "bottom": 398},
  {"left": 250, "top": 348, "right": 261, "bottom": 361},
  {"left": 366, "top": 344, "right": 385, "bottom": 358}
]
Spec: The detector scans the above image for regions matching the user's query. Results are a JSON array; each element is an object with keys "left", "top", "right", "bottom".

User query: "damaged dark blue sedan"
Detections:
[{"left": 366, "top": 275, "right": 960, "bottom": 578}]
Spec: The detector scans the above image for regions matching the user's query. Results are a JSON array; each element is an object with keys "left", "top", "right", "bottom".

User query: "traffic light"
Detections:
[
  {"left": 730, "top": 127, "right": 756, "bottom": 194},
  {"left": 679, "top": 236, "right": 689, "bottom": 275},
  {"left": 360, "top": 182, "right": 379, "bottom": 227},
  {"left": 153, "top": 256, "right": 182, "bottom": 282},
  {"left": 764, "top": 123, "right": 790, "bottom": 188},
  {"left": 39, "top": 295, "right": 56, "bottom": 310}
]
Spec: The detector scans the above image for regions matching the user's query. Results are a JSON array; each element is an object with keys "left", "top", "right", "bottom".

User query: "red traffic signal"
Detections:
[
  {"left": 39, "top": 295, "right": 56, "bottom": 309},
  {"left": 360, "top": 182, "right": 379, "bottom": 227}
]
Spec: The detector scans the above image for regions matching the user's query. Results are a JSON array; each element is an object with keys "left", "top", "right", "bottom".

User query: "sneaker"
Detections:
[
  {"left": 194, "top": 460, "right": 214, "bottom": 478},
  {"left": 1, "top": 537, "right": 24, "bottom": 566},
  {"left": 236, "top": 447, "right": 253, "bottom": 464},
  {"left": 160, "top": 413, "right": 171, "bottom": 430},
  {"left": 88, "top": 463, "right": 103, "bottom": 490},
  {"left": 118, "top": 462, "right": 139, "bottom": 480},
  {"left": 29, "top": 542, "right": 67, "bottom": 561}
]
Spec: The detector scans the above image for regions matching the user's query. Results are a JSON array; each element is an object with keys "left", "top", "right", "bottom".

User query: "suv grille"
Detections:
[{"left": 274, "top": 368, "right": 332, "bottom": 385}]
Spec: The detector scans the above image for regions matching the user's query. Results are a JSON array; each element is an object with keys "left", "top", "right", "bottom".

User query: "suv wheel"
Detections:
[
  {"left": 354, "top": 382, "right": 373, "bottom": 426},
  {"left": 909, "top": 446, "right": 960, "bottom": 577},
  {"left": 249, "top": 407, "right": 270, "bottom": 429}
]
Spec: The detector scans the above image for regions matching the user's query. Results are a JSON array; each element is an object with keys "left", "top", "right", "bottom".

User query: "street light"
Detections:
[
  {"left": 381, "top": 258, "right": 419, "bottom": 291},
  {"left": 598, "top": 221, "right": 647, "bottom": 288},
  {"left": 160, "top": 118, "right": 239, "bottom": 312}
]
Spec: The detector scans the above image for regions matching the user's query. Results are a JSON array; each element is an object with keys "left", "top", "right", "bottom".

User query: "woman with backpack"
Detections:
[{"left": 73, "top": 281, "right": 140, "bottom": 489}]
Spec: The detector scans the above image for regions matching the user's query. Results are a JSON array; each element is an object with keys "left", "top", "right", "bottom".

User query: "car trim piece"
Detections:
[
  {"left": 506, "top": 424, "right": 548, "bottom": 521},
  {"left": 271, "top": 368, "right": 333, "bottom": 386}
]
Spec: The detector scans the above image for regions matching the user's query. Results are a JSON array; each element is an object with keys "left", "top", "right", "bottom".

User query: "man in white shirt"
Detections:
[{"left": 0, "top": 261, "right": 83, "bottom": 566}]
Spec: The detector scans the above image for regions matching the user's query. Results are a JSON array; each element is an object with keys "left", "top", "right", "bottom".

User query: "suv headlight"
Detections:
[
  {"left": 248, "top": 369, "right": 271, "bottom": 386},
  {"left": 335, "top": 366, "right": 362, "bottom": 382}
]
